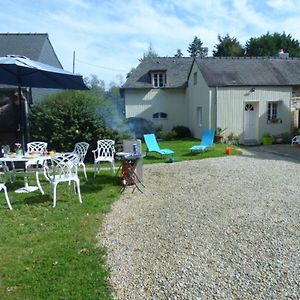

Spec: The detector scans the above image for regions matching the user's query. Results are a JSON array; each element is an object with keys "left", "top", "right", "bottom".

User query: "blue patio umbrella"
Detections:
[{"left": 0, "top": 55, "right": 88, "bottom": 151}]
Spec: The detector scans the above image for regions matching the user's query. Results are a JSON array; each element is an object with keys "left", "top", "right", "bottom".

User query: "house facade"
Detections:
[
  {"left": 0, "top": 33, "right": 63, "bottom": 102},
  {"left": 122, "top": 57, "right": 192, "bottom": 131},
  {"left": 123, "top": 56, "right": 300, "bottom": 144}
]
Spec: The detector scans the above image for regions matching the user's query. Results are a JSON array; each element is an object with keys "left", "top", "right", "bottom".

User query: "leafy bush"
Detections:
[
  {"left": 293, "top": 127, "right": 300, "bottom": 136},
  {"left": 125, "top": 117, "right": 156, "bottom": 139},
  {"left": 156, "top": 130, "right": 177, "bottom": 140},
  {"left": 29, "top": 90, "right": 120, "bottom": 159},
  {"left": 172, "top": 125, "right": 191, "bottom": 138},
  {"left": 281, "top": 132, "right": 292, "bottom": 143}
]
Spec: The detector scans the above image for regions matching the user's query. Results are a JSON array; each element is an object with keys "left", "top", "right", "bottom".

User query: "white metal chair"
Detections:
[
  {"left": 26, "top": 141, "right": 48, "bottom": 194},
  {"left": 0, "top": 183, "right": 12, "bottom": 210},
  {"left": 0, "top": 160, "right": 14, "bottom": 184},
  {"left": 0, "top": 169, "right": 12, "bottom": 210},
  {"left": 73, "top": 142, "right": 89, "bottom": 180},
  {"left": 27, "top": 142, "right": 48, "bottom": 154},
  {"left": 291, "top": 135, "right": 300, "bottom": 145},
  {"left": 45, "top": 152, "right": 82, "bottom": 208},
  {"left": 92, "top": 139, "right": 115, "bottom": 176}
]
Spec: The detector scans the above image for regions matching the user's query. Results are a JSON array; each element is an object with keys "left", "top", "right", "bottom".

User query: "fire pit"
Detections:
[{"left": 116, "top": 139, "right": 145, "bottom": 193}]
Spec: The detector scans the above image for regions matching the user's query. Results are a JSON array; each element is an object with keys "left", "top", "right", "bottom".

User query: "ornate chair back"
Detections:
[
  {"left": 94, "top": 140, "right": 115, "bottom": 161},
  {"left": 46, "top": 152, "right": 82, "bottom": 207},
  {"left": 92, "top": 139, "right": 115, "bottom": 175},
  {"left": 73, "top": 142, "right": 89, "bottom": 164},
  {"left": 27, "top": 142, "right": 48, "bottom": 154}
]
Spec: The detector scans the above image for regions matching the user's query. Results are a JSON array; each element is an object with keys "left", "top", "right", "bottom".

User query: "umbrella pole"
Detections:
[{"left": 18, "top": 86, "right": 28, "bottom": 154}]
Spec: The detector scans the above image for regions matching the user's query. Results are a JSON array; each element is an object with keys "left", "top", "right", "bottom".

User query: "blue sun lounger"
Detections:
[
  {"left": 190, "top": 129, "right": 215, "bottom": 152},
  {"left": 144, "top": 133, "right": 175, "bottom": 158}
]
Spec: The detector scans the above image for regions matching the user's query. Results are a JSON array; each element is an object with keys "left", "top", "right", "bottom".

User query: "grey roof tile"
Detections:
[
  {"left": 122, "top": 57, "right": 193, "bottom": 89},
  {"left": 0, "top": 33, "right": 47, "bottom": 60},
  {"left": 123, "top": 56, "right": 300, "bottom": 90},
  {"left": 196, "top": 57, "right": 300, "bottom": 86}
]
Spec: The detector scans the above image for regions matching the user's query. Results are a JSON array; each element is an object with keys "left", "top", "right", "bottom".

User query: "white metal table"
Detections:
[{"left": 0, "top": 154, "right": 53, "bottom": 194}]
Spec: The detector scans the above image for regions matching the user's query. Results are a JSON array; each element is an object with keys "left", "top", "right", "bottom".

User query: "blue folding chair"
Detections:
[
  {"left": 144, "top": 133, "right": 175, "bottom": 158},
  {"left": 190, "top": 129, "right": 215, "bottom": 152}
]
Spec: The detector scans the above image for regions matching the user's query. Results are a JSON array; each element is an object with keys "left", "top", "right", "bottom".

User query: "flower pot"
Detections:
[
  {"left": 214, "top": 135, "right": 224, "bottom": 143},
  {"left": 226, "top": 147, "right": 232, "bottom": 155},
  {"left": 261, "top": 136, "right": 273, "bottom": 145}
]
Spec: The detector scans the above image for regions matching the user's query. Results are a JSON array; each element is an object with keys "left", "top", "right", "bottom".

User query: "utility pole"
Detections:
[{"left": 73, "top": 51, "right": 75, "bottom": 73}]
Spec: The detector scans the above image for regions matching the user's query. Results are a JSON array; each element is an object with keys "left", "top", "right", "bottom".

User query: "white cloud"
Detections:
[
  {"left": 130, "top": 41, "right": 149, "bottom": 51},
  {"left": 266, "top": 0, "right": 300, "bottom": 11},
  {"left": 232, "top": 0, "right": 269, "bottom": 31}
]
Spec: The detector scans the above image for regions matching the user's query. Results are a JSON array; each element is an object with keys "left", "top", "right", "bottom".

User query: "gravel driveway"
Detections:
[{"left": 100, "top": 150, "right": 300, "bottom": 299}]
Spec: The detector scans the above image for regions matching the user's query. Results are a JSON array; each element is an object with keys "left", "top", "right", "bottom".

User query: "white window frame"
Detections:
[
  {"left": 267, "top": 101, "right": 279, "bottom": 121},
  {"left": 151, "top": 72, "right": 166, "bottom": 88},
  {"left": 197, "top": 107, "right": 202, "bottom": 127}
]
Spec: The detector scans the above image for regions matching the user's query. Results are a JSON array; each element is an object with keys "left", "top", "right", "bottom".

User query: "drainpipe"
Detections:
[
  {"left": 216, "top": 86, "right": 219, "bottom": 129},
  {"left": 208, "top": 89, "right": 212, "bottom": 129}
]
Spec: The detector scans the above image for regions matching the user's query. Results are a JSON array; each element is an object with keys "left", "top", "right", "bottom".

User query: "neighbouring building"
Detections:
[
  {"left": 0, "top": 33, "right": 64, "bottom": 144},
  {"left": 122, "top": 56, "right": 300, "bottom": 144}
]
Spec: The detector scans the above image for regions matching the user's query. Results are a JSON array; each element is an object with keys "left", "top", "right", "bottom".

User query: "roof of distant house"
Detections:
[
  {"left": 195, "top": 57, "right": 300, "bottom": 86},
  {"left": 0, "top": 33, "right": 62, "bottom": 68},
  {"left": 123, "top": 56, "right": 300, "bottom": 90},
  {"left": 122, "top": 57, "right": 193, "bottom": 89}
]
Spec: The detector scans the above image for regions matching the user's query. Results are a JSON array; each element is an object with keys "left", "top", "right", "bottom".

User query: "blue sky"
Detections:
[{"left": 1, "top": 0, "right": 300, "bottom": 87}]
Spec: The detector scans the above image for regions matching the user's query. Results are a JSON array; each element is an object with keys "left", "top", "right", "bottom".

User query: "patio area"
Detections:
[
  {"left": 243, "top": 144, "right": 300, "bottom": 161},
  {"left": 101, "top": 148, "right": 300, "bottom": 299}
]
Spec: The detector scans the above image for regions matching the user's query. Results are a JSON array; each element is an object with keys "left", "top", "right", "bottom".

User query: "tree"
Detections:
[
  {"left": 245, "top": 32, "right": 300, "bottom": 57},
  {"left": 29, "top": 90, "right": 118, "bottom": 153},
  {"left": 213, "top": 34, "right": 244, "bottom": 57},
  {"left": 107, "top": 81, "right": 125, "bottom": 117},
  {"left": 174, "top": 49, "right": 183, "bottom": 57},
  {"left": 142, "top": 43, "right": 159, "bottom": 59},
  {"left": 84, "top": 74, "right": 106, "bottom": 100},
  {"left": 187, "top": 36, "right": 208, "bottom": 58}
]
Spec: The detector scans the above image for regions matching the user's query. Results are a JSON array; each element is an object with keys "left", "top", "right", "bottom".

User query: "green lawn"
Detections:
[
  {"left": 0, "top": 139, "right": 241, "bottom": 299},
  {"left": 142, "top": 138, "right": 241, "bottom": 163},
  {"left": 0, "top": 171, "right": 119, "bottom": 299}
]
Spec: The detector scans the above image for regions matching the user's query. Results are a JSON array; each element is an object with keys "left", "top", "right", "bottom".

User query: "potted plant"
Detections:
[
  {"left": 214, "top": 127, "right": 226, "bottom": 143},
  {"left": 227, "top": 132, "right": 239, "bottom": 145},
  {"left": 15, "top": 143, "right": 23, "bottom": 155},
  {"left": 261, "top": 133, "right": 274, "bottom": 145}
]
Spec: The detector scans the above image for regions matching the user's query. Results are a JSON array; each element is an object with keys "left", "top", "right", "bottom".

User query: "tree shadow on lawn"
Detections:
[
  {"left": 9, "top": 193, "right": 51, "bottom": 207},
  {"left": 80, "top": 173, "right": 121, "bottom": 194},
  {"left": 143, "top": 154, "right": 171, "bottom": 163},
  {"left": 7, "top": 173, "right": 121, "bottom": 208},
  {"left": 181, "top": 151, "right": 203, "bottom": 157},
  {"left": 180, "top": 150, "right": 221, "bottom": 158}
]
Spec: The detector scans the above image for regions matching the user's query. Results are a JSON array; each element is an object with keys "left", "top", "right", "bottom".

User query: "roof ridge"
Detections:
[
  {"left": 199, "top": 56, "right": 300, "bottom": 60},
  {"left": 144, "top": 56, "right": 192, "bottom": 59},
  {"left": 0, "top": 33, "right": 48, "bottom": 36}
]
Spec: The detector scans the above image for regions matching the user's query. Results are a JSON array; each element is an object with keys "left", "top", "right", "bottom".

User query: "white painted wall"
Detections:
[
  {"left": 124, "top": 88, "right": 188, "bottom": 131},
  {"left": 39, "top": 39, "right": 63, "bottom": 68},
  {"left": 32, "top": 38, "right": 64, "bottom": 102},
  {"left": 187, "top": 63, "right": 215, "bottom": 139},
  {"left": 217, "top": 86, "right": 292, "bottom": 142},
  {"left": 124, "top": 63, "right": 292, "bottom": 142}
]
